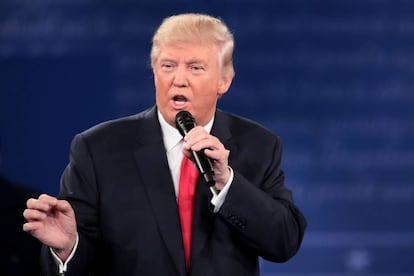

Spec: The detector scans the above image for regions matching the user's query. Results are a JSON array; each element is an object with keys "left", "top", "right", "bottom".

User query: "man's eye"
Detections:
[
  {"left": 161, "top": 63, "right": 174, "bottom": 70},
  {"left": 190, "top": 65, "right": 204, "bottom": 72}
]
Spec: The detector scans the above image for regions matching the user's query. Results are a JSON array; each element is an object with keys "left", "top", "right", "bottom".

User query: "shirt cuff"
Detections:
[
  {"left": 50, "top": 233, "right": 79, "bottom": 274},
  {"left": 210, "top": 166, "right": 234, "bottom": 213}
]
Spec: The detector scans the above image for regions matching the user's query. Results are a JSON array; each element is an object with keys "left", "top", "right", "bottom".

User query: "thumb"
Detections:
[{"left": 54, "top": 200, "right": 74, "bottom": 215}]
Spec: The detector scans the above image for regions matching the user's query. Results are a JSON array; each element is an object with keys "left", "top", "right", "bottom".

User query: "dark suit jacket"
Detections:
[{"left": 42, "top": 106, "right": 306, "bottom": 276}]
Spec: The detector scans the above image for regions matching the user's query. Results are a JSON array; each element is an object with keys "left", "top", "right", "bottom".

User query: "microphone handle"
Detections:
[{"left": 191, "top": 149, "right": 215, "bottom": 186}]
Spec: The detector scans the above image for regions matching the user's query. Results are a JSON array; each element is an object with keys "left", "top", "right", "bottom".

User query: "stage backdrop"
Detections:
[{"left": 1, "top": 1, "right": 413, "bottom": 275}]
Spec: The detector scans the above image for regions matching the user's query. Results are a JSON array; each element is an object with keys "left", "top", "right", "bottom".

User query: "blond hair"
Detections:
[{"left": 151, "top": 13, "right": 235, "bottom": 78}]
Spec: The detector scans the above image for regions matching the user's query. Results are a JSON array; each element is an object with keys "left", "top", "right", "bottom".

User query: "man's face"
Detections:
[{"left": 153, "top": 42, "right": 232, "bottom": 127}]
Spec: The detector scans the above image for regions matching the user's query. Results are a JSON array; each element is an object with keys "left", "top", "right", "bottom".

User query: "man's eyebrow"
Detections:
[
  {"left": 186, "top": 59, "right": 207, "bottom": 65},
  {"left": 159, "top": 58, "right": 176, "bottom": 62},
  {"left": 158, "top": 57, "right": 207, "bottom": 65}
]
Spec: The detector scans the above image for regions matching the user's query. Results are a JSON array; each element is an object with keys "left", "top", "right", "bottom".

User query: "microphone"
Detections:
[{"left": 175, "top": 111, "right": 215, "bottom": 186}]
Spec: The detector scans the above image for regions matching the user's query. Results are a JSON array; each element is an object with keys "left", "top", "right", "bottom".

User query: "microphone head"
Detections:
[{"left": 175, "top": 111, "right": 196, "bottom": 137}]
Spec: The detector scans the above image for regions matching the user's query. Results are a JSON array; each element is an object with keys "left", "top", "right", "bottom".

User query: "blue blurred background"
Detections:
[{"left": 1, "top": 0, "right": 413, "bottom": 275}]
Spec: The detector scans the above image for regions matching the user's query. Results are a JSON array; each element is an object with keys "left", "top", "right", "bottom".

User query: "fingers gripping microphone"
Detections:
[{"left": 175, "top": 111, "right": 215, "bottom": 186}]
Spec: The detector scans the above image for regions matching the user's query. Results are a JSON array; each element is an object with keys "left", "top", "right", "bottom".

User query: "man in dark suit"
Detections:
[{"left": 23, "top": 13, "right": 306, "bottom": 275}]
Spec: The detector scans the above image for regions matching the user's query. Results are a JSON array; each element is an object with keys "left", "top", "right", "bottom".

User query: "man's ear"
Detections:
[{"left": 217, "top": 76, "right": 233, "bottom": 96}]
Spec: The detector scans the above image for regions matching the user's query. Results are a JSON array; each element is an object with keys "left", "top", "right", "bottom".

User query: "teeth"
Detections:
[{"left": 174, "top": 100, "right": 186, "bottom": 105}]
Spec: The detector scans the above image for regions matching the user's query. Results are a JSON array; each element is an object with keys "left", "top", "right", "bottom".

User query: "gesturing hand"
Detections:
[{"left": 23, "top": 194, "right": 77, "bottom": 261}]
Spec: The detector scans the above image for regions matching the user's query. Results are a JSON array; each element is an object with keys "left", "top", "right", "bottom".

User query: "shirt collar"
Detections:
[{"left": 157, "top": 110, "right": 214, "bottom": 152}]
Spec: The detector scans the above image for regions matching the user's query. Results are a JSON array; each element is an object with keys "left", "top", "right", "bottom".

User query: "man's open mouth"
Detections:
[{"left": 173, "top": 95, "right": 188, "bottom": 105}]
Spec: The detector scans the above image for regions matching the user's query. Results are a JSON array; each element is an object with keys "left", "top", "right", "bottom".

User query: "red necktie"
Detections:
[{"left": 178, "top": 156, "right": 199, "bottom": 270}]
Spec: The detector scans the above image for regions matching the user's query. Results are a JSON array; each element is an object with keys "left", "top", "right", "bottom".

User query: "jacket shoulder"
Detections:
[
  {"left": 216, "top": 110, "right": 280, "bottom": 143},
  {"left": 80, "top": 107, "right": 155, "bottom": 139}
]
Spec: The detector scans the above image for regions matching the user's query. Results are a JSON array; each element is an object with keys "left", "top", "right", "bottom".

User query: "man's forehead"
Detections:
[{"left": 158, "top": 44, "right": 219, "bottom": 62}]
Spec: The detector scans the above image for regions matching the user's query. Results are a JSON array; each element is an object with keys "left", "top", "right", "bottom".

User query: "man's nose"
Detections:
[{"left": 173, "top": 66, "right": 189, "bottom": 87}]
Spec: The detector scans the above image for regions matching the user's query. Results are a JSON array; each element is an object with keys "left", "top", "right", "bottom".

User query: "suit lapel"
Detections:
[
  {"left": 190, "top": 110, "right": 236, "bottom": 268},
  {"left": 211, "top": 110, "right": 237, "bottom": 157},
  {"left": 190, "top": 177, "right": 215, "bottom": 265},
  {"left": 132, "top": 107, "right": 186, "bottom": 276}
]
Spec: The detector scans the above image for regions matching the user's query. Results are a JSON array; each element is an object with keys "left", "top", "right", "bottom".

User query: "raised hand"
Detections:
[{"left": 23, "top": 194, "right": 77, "bottom": 261}]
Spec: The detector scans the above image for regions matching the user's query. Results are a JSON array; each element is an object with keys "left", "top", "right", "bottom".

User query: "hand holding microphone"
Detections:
[
  {"left": 175, "top": 111, "right": 216, "bottom": 186},
  {"left": 175, "top": 111, "right": 231, "bottom": 189}
]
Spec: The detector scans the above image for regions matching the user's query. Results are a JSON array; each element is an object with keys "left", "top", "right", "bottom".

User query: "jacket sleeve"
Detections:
[
  {"left": 39, "top": 133, "right": 101, "bottom": 275},
  {"left": 218, "top": 135, "right": 307, "bottom": 262}
]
